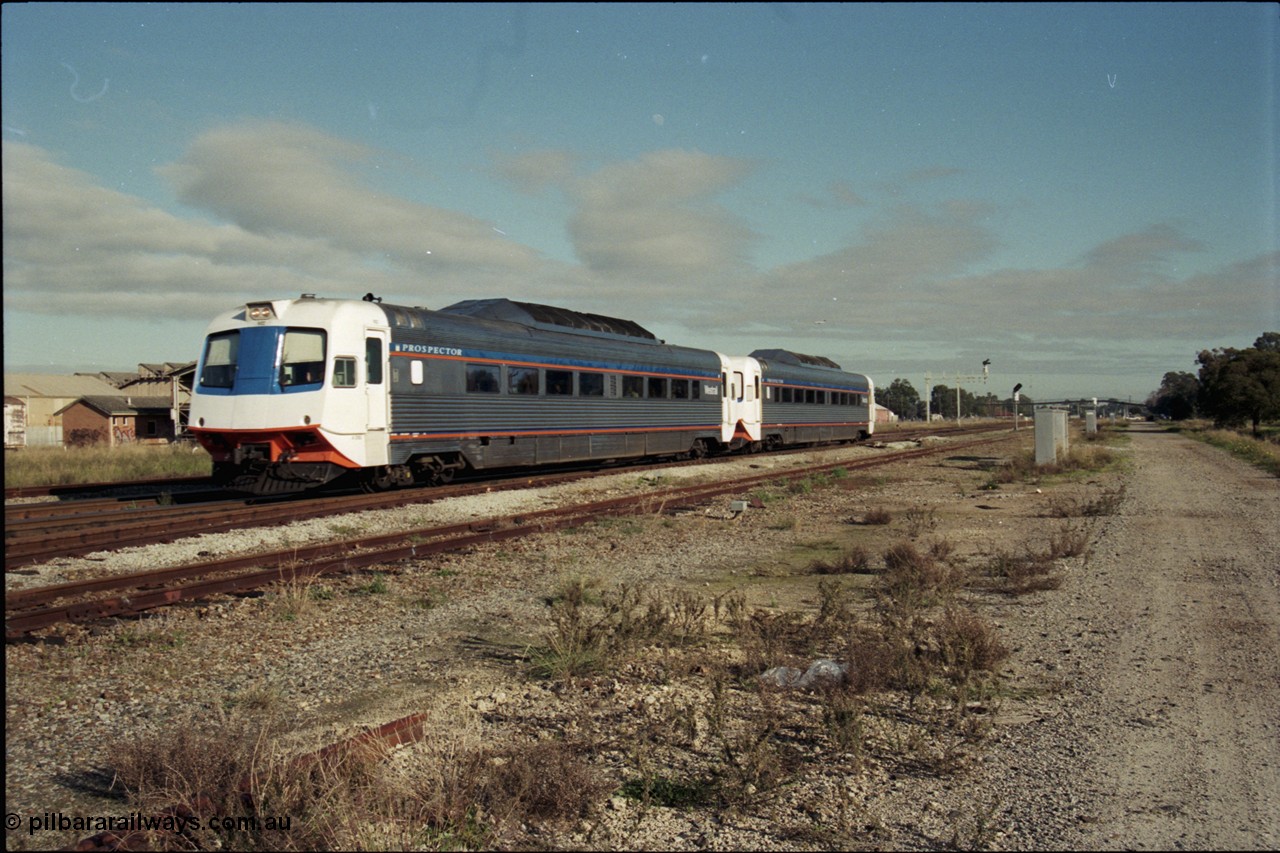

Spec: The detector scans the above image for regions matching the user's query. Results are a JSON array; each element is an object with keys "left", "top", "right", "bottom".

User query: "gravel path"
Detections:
[
  {"left": 1061, "top": 426, "right": 1280, "bottom": 849},
  {"left": 932, "top": 424, "right": 1280, "bottom": 850}
]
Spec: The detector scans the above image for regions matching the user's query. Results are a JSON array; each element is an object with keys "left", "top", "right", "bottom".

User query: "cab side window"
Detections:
[{"left": 333, "top": 358, "right": 357, "bottom": 388}]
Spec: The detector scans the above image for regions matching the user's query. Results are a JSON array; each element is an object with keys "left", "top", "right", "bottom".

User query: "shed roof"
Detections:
[
  {"left": 54, "top": 396, "right": 175, "bottom": 417},
  {"left": 4, "top": 373, "right": 124, "bottom": 399}
]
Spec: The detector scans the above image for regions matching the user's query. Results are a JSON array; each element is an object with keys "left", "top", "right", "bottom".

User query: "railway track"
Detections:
[
  {"left": 6, "top": 425, "right": 1001, "bottom": 571},
  {"left": 5, "top": 430, "right": 1013, "bottom": 638}
]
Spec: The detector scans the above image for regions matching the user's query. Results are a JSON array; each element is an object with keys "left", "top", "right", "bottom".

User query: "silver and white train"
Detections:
[{"left": 189, "top": 294, "right": 874, "bottom": 495}]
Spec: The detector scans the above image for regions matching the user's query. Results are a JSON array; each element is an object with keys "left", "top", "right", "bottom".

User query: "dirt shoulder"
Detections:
[{"left": 1055, "top": 425, "right": 1280, "bottom": 849}]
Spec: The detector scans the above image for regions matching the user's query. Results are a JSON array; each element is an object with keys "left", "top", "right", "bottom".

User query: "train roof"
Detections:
[
  {"left": 750, "top": 349, "right": 842, "bottom": 370},
  {"left": 440, "top": 299, "right": 658, "bottom": 343}
]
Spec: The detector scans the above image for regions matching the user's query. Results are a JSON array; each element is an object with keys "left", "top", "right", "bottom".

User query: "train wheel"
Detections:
[{"left": 363, "top": 465, "right": 411, "bottom": 492}]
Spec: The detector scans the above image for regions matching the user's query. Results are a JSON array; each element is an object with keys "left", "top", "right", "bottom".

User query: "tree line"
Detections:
[
  {"left": 1147, "top": 332, "right": 1280, "bottom": 436},
  {"left": 876, "top": 379, "right": 1029, "bottom": 422}
]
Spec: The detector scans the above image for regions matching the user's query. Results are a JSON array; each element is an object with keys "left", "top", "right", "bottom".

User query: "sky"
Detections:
[{"left": 3, "top": 2, "right": 1276, "bottom": 403}]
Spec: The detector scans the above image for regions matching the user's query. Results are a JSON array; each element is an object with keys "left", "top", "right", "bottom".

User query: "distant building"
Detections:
[
  {"left": 873, "top": 403, "right": 899, "bottom": 424},
  {"left": 4, "top": 363, "right": 196, "bottom": 447},
  {"left": 3, "top": 374, "right": 123, "bottom": 447},
  {"left": 4, "top": 396, "right": 27, "bottom": 448},
  {"left": 54, "top": 396, "right": 177, "bottom": 446}
]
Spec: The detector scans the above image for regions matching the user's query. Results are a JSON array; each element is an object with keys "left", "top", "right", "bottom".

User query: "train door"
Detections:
[
  {"left": 364, "top": 328, "right": 390, "bottom": 464},
  {"left": 719, "top": 355, "right": 761, "bottom": 443}
]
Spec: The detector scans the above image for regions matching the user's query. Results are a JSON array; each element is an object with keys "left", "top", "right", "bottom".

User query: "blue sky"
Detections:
[{"left": 3, "top": 2, "right": 1276, "bottom": 402}]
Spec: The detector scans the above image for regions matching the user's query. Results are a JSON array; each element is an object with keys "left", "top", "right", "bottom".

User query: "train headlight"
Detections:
[{"left": 246, "top": 302, "right": 276, "bottom": 322}]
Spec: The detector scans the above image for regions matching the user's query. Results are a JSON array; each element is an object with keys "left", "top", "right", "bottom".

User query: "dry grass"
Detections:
[
  {"left": 977, "top": 549, "right": 1064, "bottom": 595},
  {"left": 107, "top": 707, "right": 611, "bottom": 851},
  {"left": 1045, "top": 485, "right": 1126, "bottom": 518},
  {"left": 4, "top": 443, "right": 211, "bottom": 488},
  {"left": 527, "top": 579, "right": 712, "bottom": 680},
  {"left": 1187, "top": 427, "right": 1280, "bottom": 476},
  {"left": 989, "top": 439, "right": 1123, "bottom": 486}
]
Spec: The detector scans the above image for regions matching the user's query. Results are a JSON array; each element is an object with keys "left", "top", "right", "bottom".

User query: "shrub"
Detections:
[
  {"left": 932, "top": 608, "right": 1009, "bottom": 684},
  {"left": 528, "top": 581, "right": 709, "bottom": 679},
  {"left": 808, "top": 546, "right": 872, "bottom": 575},
  {"left": 877, "top": 542, "right": 960, "bottom": 615},
  {"left": 862, "top": 508, "right": 893, "bottom": 525},
  {"left": 979, "top": 549, "right": 1063, "bottom": 595},
  {"left": 1046, "top": 522, "right": 1090, "bottom": 559}
]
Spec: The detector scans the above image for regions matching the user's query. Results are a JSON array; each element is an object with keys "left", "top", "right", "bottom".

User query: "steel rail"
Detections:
[{"left": 5, "top": 432, "right": 1012, "bottom": 637}]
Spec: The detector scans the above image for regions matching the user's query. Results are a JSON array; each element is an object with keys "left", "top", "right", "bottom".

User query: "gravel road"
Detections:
[{"left": 1053, "top": 425, "right": 1280, "bottom": 849}]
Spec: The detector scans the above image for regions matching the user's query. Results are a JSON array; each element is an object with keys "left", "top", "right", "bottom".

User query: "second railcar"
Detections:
[{"left": 751, "top": 349, "right": 874, "bottom": 450}]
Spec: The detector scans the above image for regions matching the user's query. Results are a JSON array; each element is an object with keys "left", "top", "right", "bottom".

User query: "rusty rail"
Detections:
[{"left": 6, "top": 432, "right": 1013, "bottom": 638}]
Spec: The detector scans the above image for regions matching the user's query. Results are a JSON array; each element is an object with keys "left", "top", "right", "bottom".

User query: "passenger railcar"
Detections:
[
  {"left": 191, "top": 295, "right": 733, "bottom": 493},
  {"left": 751, "top": 349, "right": 874, "bottom": 450},
  {"left": 189, "top": 294, "right": 874, "bottom": 495}
]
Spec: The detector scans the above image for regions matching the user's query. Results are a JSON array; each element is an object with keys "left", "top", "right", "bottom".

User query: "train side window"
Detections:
[
  {"left": 622, "top": 375, "right": 644, "bottom": 398},
  {"left": 580, "top": 372, "right": 604, "bottom": 397},
  {"left": 671, "top": 379, "right": 689, "bottom": 399},
  {"left": 546, "top": 369, "right": 573, "bottom": 396},
  {"left": 648, "top": 376, "right": 668, "bottom": 399},
  {"left": 410, "top": 360, "right": 424, "bottom": 385},
  {"left": 692, "top": 381, "right": 701, "bottom": 400},
  {"left": 366, "top": 338, "right": 383, "bottom": 385},
  {"left": 333, "top": 357, "right": 357, "bottom": 388},
  {"left": 508, "top": 366, "right": 539, "bottom": 395},
  {"left": 466, "top": 364, "right": 499, "bottom": 393}
]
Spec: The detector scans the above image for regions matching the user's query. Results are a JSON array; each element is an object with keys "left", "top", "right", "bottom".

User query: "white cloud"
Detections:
[
  {"left": 4, "top": 122, "right": 1274, "bottom": 400},
  {"left": 159, "top": 120, "right": 542, "bottom": 273},
  {"left": 2, "top": 140, "right": 385, "bottom": 317},
  {"left": 498, "top": 147, "right": 758, "bottom": 291}
]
